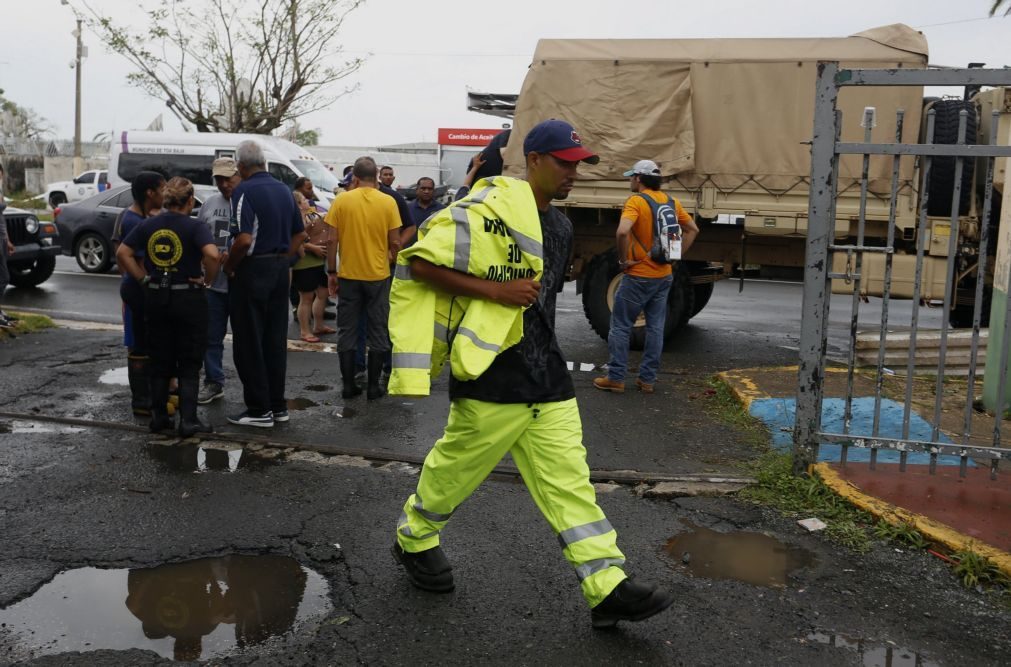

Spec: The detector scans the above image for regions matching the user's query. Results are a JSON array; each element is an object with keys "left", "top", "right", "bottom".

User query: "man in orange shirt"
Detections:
[
  {"left": 325, "top": 157, "right": 402, "bottom": 400},
  {"left": 594, "top": 160, "right": 698, "bottom": 394}
]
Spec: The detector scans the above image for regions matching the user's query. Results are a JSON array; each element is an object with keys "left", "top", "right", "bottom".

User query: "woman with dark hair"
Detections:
[
  {"left": 112, "top": 171, "right": 165, "bottom": 416},
  {"left": 116, "top": 177, "right": 220, "bottom": 436}
]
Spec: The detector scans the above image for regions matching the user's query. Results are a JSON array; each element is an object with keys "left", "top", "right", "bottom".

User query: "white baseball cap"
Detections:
[{"left": 623, "top": 159, "right": 661, "bottom": 177}]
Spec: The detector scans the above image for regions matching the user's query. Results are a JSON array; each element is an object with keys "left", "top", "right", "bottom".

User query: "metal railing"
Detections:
[{"left": 794, "top": 63, "right": 1011, "bottom": 477}]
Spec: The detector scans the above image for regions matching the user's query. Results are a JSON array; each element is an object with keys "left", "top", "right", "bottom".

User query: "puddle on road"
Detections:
[
  {"left": 0, "top": 555, "right": 330, "bottom": 662},
  {"left": 1, "top": 420, "right": 85, "bottom": 435},
  {"left": 98, "top": 366, "right": 129, "bottom": 386},
  {"left": 304, "top": 384, "right": 332, "bottom": 392},
  {"left": 806, "top": 631, "right": 937, "bottom": 667},
  {"left": 286, "top": 397, "right": 318, "bottom": 411},
  {"left": 664, "top": 522, "right": 816, "bottom": 588},
  {"left": 148, "top": 442, "right": 256, "bottom": 473}
]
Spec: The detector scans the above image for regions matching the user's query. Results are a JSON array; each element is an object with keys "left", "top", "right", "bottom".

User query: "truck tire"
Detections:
[
  {"left": 581, "top": 249, "right": 689, "bottom": 351},
  {"left": 49, "top": 192, "right": 67, "bottom": 209},
  {"left": 926, "top": 99, "right": 977, "bottom": 217},
  {"left": 75, "top": 232, "right": 112, "bottom": 273},
  {"left": 8, "top": 255, "right": 56, "bottom": 288},
  {"left": 691, "top": 281, "right": 715, "bottom": 318}
]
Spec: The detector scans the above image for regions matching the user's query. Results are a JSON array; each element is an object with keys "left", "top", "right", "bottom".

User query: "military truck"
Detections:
[{"left": 494, "top": 24, "right": 1006, "bottom": 346}]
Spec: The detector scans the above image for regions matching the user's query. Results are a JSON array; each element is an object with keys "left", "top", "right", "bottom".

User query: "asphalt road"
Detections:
[{"left": 4, "top": 261, "right": 998, "bottom": 666}]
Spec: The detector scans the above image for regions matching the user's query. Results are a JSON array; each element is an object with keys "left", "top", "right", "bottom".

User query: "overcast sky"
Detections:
[{"left": 2, "top": 0, "right": 1009, "bottom": 147}]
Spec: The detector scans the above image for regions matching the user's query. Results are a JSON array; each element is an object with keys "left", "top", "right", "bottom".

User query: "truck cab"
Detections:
[{"left": 45, "top": 170, "right": 109, "bottom": 209}]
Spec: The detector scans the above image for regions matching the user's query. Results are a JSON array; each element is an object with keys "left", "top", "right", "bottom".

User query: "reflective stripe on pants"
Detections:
[{"left": 396, "top": 398, "right": 627, "bottom": 607}]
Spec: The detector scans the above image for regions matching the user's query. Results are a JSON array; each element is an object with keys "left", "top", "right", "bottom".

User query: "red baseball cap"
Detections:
[{"left": 523, "top": 119, "right": 599, "bottom": 164}]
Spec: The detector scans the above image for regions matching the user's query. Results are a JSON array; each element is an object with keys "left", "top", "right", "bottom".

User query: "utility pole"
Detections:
[{"left": 73, "top": 17, "right": 83, "bottom": 176}]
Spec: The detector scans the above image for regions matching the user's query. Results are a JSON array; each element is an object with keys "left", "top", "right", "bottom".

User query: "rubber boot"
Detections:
[
  {"left": 148, "top": 375, "right": 175, "bottom": 433},
  {"left": 127, "top": 354, "right": 152, "bottom": 416},
  {"left": 339, "top": 350, "right": 363, "bottom": 399},
  {"left": 367, "top": 351, "right": 386, "bottom": 401},
  {"left": 177, "top": 377, "right": 213, "bottom": 438}
]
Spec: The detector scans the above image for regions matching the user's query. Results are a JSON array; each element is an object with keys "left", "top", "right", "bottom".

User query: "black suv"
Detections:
[{"left": 2, "top": 202, "right": 60, "bottom": 287}]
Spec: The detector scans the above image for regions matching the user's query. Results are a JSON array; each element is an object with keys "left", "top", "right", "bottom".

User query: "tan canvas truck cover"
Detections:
[{"left": 504, "top": 24, "right": 928, "bottom": 197}]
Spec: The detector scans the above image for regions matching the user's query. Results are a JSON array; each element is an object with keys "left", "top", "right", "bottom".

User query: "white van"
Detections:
[{"left": 109, "top": 131, "right": 339, "bottom": 205}]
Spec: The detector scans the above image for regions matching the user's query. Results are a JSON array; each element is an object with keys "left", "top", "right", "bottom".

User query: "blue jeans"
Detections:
[
  {"left": 606, "top": 274, "right": 673, "bottom": 384},
  {"left": 204, "top": 289, "right": 229, "bottom": 385}
]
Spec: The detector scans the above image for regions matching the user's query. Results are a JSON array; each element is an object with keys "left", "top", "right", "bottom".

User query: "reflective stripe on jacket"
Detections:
[{"left": 388, "top": 176, "right": 544, "bottom": 396}]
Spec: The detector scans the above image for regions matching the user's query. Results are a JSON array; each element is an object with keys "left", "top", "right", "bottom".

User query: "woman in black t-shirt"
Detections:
[{"left": 117, "top": 178, "right": 220, "bottom": 437}]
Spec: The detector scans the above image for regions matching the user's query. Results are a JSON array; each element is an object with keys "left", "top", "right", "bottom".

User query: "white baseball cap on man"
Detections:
[{"left": 622, "top": 159, "right": 661, "bottom": 177}]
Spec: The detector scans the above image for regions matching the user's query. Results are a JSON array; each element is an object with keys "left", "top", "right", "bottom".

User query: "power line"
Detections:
[{"left": 914, "top": 14, "right": 1007, "bottom": 29}]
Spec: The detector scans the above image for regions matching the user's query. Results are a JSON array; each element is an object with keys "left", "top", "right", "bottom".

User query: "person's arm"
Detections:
[
  {"left": 409, "top": 258, "right": 540, "bottom": 307},
  {"left": 223, "top": 234, "right": 251, "bottom": 276},
  {"left": 616, "top": 198, "right": 644, "bottom": 270},
  {"left": 289, "top": 230, "right": 308, "bottom": 258},
  {"left": 676, "top": 202, "right": 700, "bottom": 254},
  {"left": 115, "top": 242, "right": 146, "bottom": 283},
  {"left": 326, "top": 215, "right": 340, "bottom": 297},
  {"left": 462, "top": 152, "right": 486, "bottom": 188},
  {"left": 200, "top": 243, "right": 220, "bottom": 286}
]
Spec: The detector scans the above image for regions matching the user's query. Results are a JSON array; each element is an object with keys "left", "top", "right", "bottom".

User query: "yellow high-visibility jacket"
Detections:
[{"left": 388, "top": 176, "right": 544, "bottom": 396}]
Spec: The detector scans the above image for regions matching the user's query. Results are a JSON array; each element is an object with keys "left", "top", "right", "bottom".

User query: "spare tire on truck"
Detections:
[
  {"left": 581, "top": 248, "right": 694, "bottom": 350},
  {"left": 926, "top": 99, "right": 977, "bottom": 217}
]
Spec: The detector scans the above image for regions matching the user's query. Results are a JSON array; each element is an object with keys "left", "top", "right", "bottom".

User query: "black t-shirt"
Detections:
[
  {"left": 379, "top": 183, "right": 412, "bottom": 229},
  {"left": 449, "top": 206, "right": 575, "bottom": 404},
  {"left": 122, "top": 211, "right": 215, "bottom": 284}
]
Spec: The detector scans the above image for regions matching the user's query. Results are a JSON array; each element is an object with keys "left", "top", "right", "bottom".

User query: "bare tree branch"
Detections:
[{"left": 79, "top": 0, "right": 365, "bottom": 134}]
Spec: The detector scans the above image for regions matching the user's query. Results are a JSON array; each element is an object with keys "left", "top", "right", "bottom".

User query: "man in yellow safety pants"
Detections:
[{"left": 390, "top": 119, "right": 673, "bottom": 629}]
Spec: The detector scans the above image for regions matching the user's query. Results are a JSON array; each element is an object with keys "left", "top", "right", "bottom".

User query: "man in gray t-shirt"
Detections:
[{"left": 197, "top": 158, "right": 241, "bottom": 403}]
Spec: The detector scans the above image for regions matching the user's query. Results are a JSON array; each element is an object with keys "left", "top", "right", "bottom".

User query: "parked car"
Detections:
[
  {"left": 3, "top": 205, "right": 60, "bottom": 287},
  {"left": 55, "top": 184, "right": 217, "bottom": 273},
  {"left": 45, "top": 170, "right": 109, "bottom": 209}
]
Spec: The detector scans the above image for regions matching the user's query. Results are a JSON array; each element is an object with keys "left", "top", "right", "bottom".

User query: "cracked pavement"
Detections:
[{"left": 1, "top": 283, "right": 1008, "bottom": 665}]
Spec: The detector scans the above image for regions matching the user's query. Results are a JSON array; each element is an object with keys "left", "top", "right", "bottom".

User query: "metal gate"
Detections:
[{"left": 794, "top": 63, "right": 1011, "bottom": 477}]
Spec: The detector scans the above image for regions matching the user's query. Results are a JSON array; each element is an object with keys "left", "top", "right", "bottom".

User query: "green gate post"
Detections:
[{"left": 983, "top": 113, "right": 1011, "bottom": 415}]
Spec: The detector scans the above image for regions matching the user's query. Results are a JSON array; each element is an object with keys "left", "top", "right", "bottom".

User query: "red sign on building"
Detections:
[{"left": 438, "top": 128, "right": 504, "bottom": 147}]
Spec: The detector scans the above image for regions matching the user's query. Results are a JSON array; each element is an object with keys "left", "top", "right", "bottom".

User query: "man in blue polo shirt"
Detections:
[
  {"left": 223, "top": 140, "right": 306, "bottom": 428},
  {"left": 404, "top": 177, "right": 445, "bottom": 246}
]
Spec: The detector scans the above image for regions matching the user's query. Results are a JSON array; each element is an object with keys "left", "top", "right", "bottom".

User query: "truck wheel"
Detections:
[
  {"left": 75, "top": 232, "right": 112, "bottom": 273},
  {"left": 49, "top": 192, "right": 67, "bottom": 209},
  {"left": 926, "top": 99, "right": 977, "bottom": 217},
  {"left": 691, "top": 281, "right": 715, "bottom": 317},
  {"left": 8, "top": 256, "right": 56, "bottom": 288},
  {"left": 668, "top": 263, "right": 695, "bottom": 331}
]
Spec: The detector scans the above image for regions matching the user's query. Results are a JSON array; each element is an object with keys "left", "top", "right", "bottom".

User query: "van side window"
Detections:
[
  {"left": 268, "top": 162, "right": 299, "bottom": 187},
  {"left": 117, "top": 154, "right": 214, "bottom": 186}
]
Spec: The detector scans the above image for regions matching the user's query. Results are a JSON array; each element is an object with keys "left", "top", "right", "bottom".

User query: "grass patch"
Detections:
[
  {"left": 952, "top": 547, "right": 1011, "bottom": 591},
  {"left": 5, "top": 190, "right": 47, "bottom": 211},
  {"left": 0, "top": 312, "right": 55, "bottom": 340},
  {"left": 740, "top": 451, "right": 875, "bottom": 552},
  {"left": 703, "top": 376, "right": 770, "bottom": 450}
]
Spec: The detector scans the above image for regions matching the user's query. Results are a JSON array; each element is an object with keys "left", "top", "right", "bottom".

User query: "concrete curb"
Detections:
[
  {"left": 815, "top": 462, "right": 1011, "bottom": 578},
  {"left": 716, "top": 365, "right": 1011, "bottom": 577}
]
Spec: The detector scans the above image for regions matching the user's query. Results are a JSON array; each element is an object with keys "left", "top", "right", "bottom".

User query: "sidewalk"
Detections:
[{"left": 720, "top": 366, "right": 1011, "bottom": 575}]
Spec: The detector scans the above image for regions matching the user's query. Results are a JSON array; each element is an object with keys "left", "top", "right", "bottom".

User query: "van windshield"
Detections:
[{"left": 291, "top": 160, "right": 340, "bottom": 192}]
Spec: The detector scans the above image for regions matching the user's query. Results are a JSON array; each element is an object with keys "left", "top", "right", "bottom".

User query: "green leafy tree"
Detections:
[
  {"left": 295, "top": 128, "right": 320, "bottom": 146},
  {"left": 78, "top": 0, "right": 363, "bottom": 134}
]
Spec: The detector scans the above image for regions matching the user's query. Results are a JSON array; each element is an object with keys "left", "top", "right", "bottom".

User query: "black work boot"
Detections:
[
  {"left": 590, "top": 578, "right": 674, "bottom": 629},
  {"left": 127, "top": 354, "right": 152, "bottom": 416},
  {"left": 367, "top": 351, "right": 386, "bottom": 401},
  {"left": 177, "top": 377, "right": 213, "bottom": 438},
  {"left": 148, "top": 376, "right": 175, "bottom": 434},
  {"left": 391, "top": 543, "right": 454, "bottom": 593},
  {"left": 339, "top": 350, "right": 362, "bottom": 399}
]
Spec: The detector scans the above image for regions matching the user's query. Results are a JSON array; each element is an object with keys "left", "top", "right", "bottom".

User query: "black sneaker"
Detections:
[
  {"left": 0, "top": 311, "right": 18, "bottom": 324},
  {"left": 0, "top": 316, "right": 14, "bottom": 330},
  {"left": 590, "top": 578, "right": 673, "bottom": 629},
  {"left": 272, "top": 409, "right": 290, "bottom": 423},
  {"left": 227, "top": 410, "right": 274, "bottom": 428},
  {"left": 391, "top": 543, "right": 454, "bottom": 593},
  {"left": 197, "top": 382, "right": 224, "bottom": 405}
]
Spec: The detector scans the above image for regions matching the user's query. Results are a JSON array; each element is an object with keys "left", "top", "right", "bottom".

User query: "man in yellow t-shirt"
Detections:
[
  {"left": 594, "top": 159, "right": 699, "bottom": 394},
  {"left": 324, "top": 156, "right": 402, "bottom": 400}
]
